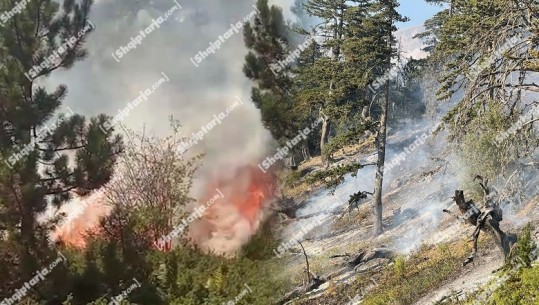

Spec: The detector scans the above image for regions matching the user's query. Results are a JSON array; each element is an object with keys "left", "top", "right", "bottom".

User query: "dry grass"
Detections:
[
  {"left": 517, "top": 194, "right": 539, "bottom": 218},
  {"left": 292, "top": 240, "right": 471, "bottom": 305},
  {"left": 282, "top": 180, "right": 316, "bottom": 199},
  {"left": 355, "top": 241, "right": 469, "bottom": 305},
  {"left": 331, "top": 206, "right": 371, "bottom": 233},
  {"left": 298, "top": 137, "right": 375, "bottom": 172},
  {"left": 281, "top": 137, "right": 375, "bottom": 199},
  {"left": 283, "top": 242, "right": 367, "bottom": 285}
]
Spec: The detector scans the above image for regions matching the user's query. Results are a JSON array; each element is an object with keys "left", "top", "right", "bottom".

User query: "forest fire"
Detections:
[
  {"left": 53, "top": 164, "right": 275, "bottom": 255},
  {"left": 188, "top": 164, "right": 276, "bottom": 255},
  {"left": 51, "top": 193, "right": 111, "bottom": 248}
]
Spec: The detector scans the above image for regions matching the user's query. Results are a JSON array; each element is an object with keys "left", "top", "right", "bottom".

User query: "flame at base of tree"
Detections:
[
  {"left": 52, "top": 164, "right": 275, "bottom": 255},
  {"left": 188, "top": 164, "right": 275, "bottom": 256},
  {"left": 51, "top": 193, "right": 111, "bottom": 248}
]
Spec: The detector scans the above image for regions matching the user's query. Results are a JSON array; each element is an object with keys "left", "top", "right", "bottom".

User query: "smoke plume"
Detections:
[{"left": 46, "top": 0, "right": 277, "bottom": 253}]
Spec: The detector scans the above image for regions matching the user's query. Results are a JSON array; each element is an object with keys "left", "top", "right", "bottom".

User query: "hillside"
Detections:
[
  {"left": 1, "top": 0, "right": 538, "bottom": 305},
  {"left": 274, "top": 120, "right": 539, "bottom": 304}
]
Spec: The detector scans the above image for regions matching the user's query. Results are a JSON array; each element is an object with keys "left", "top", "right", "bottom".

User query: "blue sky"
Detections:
[
  {"left": 397, "top": 0, "right": 445, "bottom": 27},
  {"left": 275, "top": 0, "right": 445, "bottom": 28}
]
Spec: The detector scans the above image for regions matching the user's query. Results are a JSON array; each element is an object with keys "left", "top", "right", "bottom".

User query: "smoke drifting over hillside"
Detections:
[{"left": 46, "top": 0, "right": 279, "bottom": 253}]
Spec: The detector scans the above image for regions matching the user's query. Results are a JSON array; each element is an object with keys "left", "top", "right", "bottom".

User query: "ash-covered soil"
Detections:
[{"left": 276, "top": 123, "right": 539, "bottom": 304}]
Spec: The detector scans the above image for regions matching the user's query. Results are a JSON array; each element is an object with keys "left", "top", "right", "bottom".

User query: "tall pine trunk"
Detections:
[
  {"left": 320, "top": 116, "right": 330, "bottom": 161},
  {"left": 372, "top": 27, "right": 392, "bottom": 237},
  {"left": 372, "top": 84, "right": 388, "bottom": 236}
]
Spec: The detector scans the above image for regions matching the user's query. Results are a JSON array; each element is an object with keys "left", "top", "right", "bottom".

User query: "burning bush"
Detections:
[{"left": 98, "top": 126, "right": 201, "bottom": 252}]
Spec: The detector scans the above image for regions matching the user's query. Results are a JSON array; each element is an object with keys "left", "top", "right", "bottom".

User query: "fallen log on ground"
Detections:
[
  {"left": 324, "top": 247, "right": 395, "bottom": 282},
  {"left": 277, "top": 247, "right": 393, "bottom": 304},
  {"left": 346, "top": 248, "right": 396, "bottom": 269}
]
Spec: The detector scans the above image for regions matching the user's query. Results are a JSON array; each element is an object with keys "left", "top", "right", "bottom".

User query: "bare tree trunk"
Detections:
[
  {"left": 485, "top": 217, "right": 517, "bottom": 259},
  {"left": 372, "top": 81, "right": 388, "bottom": 236},
  {"left": 302, "top": 141, "right": 311, "bottom": 160},
  {"left": 298, "top": 240, "right": 311, "bottom": 284},
  {"left": 320, "top": 116, "right": 330, "bottom": 158},
  {"left": 320, "top": 3, "right": 343, "bottom": 165},
  {"left": 372, "top": 25, "right": 391, "bottom": 236}
]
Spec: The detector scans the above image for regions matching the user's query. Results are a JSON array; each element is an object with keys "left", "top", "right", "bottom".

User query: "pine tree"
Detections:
[
  {"left": 414, "top": 9, "right": 448, "bottom": 53},
  {"left": 363, "top": 0, "right": 408, "bottom": 235},
  {"left": 422, "top": 0, "right": 539, "bottom": 175},
  {"left": 293, "top": 0, "right": 408, "bottom": 236},
  {"left": 0, "top": 0, "right": 122, "bottom": 283},
  {"left": 300, "top": 0, "right": 349, "bottom": 165},
  {"left": 243, "top": 0, "right": 297, "bottom": 140}
]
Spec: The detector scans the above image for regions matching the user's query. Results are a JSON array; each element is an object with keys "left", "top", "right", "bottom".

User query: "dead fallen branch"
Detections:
[
  {"left": 348, "top": 191, "right": 373, "bottom": 213},
  {"left": 298, "top": 240, "right": 312, "bottom": 285},
  {"left": 346, "top": 248, "right": 395, "bottom": 269},
  {"left": 329, "top": 253, "right": 351, "bottom": 259},
  {"left": 298, "top": 240, "right": 326, "bottom": 292},
  {"left": 277, "top": 247, "right": 392, "bottom": 305}
]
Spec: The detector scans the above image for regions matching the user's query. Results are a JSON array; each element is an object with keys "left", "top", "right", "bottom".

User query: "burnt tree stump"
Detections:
[{"left": 447, "top": 177, "right": 517, "bottom": 266}]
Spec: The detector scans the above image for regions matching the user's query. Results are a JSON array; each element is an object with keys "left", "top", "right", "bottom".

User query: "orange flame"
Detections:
[
  {"left": 52, "top": 195, "right": 111, "bottom": 248},
  {"left": 188, "top": 165, "right": 275, "bottom": 255},
  {"left": 54, "top": 164, "right": 275, "bottom": 254}
]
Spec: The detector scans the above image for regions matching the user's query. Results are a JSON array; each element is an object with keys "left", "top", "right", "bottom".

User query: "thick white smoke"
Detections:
[{"left": 42, "top": 0, "right": 278, "bottom": 252}]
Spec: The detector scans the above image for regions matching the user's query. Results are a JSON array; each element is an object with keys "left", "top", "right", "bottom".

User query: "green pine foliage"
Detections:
[
  {"left": 3, "top": 0, "right": 539, "bottom": 304},
  {"left": 0, "top": 1, "right": 290, "bottom": 304},
  {"left": 0, "top": 0, "right": 122, "bottom": 299},
  {"left": 421, "top": 0, "right": 539, "bottom": 176}
]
